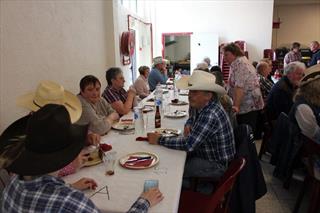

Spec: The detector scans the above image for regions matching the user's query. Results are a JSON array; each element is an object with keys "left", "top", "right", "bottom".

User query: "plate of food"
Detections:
[
  {"left": 154, "top": 128, "right": 181, "bottom": 137},
  {"left": 119, "top": 152, "right": 159, "bottom": 169},
  {"left": 83, "top": 146, "right": 103, "bottom": 167},
  {"left": 112, "top": 119, "right": 134, "bottom": 130},
  {"left": 164, "top": 110, "right": 187, "bottom": 118},
  {"left": 170, "top": 99, "right": 188, "bottom": 106},
  {"left": 142, "top": 106, "right": 153, "bottom": 113}
]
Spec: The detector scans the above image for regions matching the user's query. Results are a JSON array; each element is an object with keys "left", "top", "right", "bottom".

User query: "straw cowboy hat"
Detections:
[
  {"left": 0, "top": 104, "right": 88, "bottom": 176},
  {"left": 16, "top": 80, "right": 82, "bottom": 123},
  {"left": 153, "top": 56, "right": 168, "bottom": 66},
  {"left": 300, "top": 64, "right": 320, "bottom": 86},
  {"left": 176, "top": 70, "right": 226, "bottom": 94}
]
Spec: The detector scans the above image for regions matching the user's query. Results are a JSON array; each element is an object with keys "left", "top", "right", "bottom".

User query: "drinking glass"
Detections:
[{"left": 104, "top": 151, "right": 117, "bottom": 176}]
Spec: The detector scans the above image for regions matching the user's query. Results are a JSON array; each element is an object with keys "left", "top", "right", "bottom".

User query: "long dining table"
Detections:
[{"left": 63, "top": 89, "right": 189, "bottom": 213}]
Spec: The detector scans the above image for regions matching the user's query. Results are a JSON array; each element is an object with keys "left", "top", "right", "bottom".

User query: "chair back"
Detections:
[{"left": 204, "top": 157, "right": 246, "bottom": 213}]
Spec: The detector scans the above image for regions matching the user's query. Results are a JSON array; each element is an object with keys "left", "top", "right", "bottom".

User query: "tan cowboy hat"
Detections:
[
  {"left": 16, "top": 80, "right": 82, "bottom": 123},
  {"left": 300, "top": 64, "right": 320, "bottom": 86},
  {"left": 176, "top": 70, "right": 226, "bottom": 94}
]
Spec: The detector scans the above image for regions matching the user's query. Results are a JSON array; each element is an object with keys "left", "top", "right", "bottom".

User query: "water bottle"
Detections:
[
  {"left": 134, "top": 107, "right": 144, "bottom": 135},
  {"left": 154, "top": 84, "right": 163, "bottom": 109}
]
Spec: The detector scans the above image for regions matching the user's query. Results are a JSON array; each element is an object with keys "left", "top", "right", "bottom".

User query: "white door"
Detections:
[{"left": 190, "top": 33, "right": 219, "bottom": 73}]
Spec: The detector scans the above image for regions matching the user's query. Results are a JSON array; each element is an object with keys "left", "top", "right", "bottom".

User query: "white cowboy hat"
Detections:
[
  {"left": 300, "top": 64, "right": 320, "bottom": 86},
  {"left": 16, "top": 80, "right": 82, "bottom": 123},
  {"left": 176, "top": 70, "right": 226, "bottom": 94},
  {"left": 153, "top": 56, "right": 168, "bottom": 66}
]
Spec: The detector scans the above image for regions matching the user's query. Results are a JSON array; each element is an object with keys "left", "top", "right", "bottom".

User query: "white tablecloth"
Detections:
[{"left": 63, "top": 90, "right": 189, "bottom": 213}]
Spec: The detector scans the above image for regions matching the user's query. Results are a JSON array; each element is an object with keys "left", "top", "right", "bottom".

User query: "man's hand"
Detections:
[
  {"left": 87, "top": 133, "right": 101, "bottom": 146},
  {"left": 183, "top": 125, "right": 191, "bottom": 137},
  {"left": 141, "top": 188, "right": 164, "bottom": 207},
  {"left": 232, "top": 106, "right": 240, "bottom": 114},
  {"left": 147, "top": 133, "right": 161, "bottom": 145},
  {"left": 71, "top": 178, "right": 97, "bottom": 190}
]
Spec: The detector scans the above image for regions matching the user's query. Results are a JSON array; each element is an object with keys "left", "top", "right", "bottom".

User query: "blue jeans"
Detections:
[{"left": 182, "top": 157, "right": 226, "bottom": 192}]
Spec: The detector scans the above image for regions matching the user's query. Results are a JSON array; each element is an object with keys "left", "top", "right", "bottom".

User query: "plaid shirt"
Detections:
[
  {"left": 284, "top": 50, "right": 302, "bottom": 67},
  {"left": 2, "top": 175, "right": 150, "bottom": 213},
  {"left": 259, "top": 74, "right": 274, "bottom": 103},
  {"left": 102, "top": 85, "right": 128, "bottom": 104},
  {"left": 159, "top": 100, "right": 235, "bottom": 166}
]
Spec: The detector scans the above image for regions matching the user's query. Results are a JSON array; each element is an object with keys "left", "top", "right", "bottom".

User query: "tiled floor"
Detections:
[{"left": 255, "top": 140, "right": 313, "bottom": 213}]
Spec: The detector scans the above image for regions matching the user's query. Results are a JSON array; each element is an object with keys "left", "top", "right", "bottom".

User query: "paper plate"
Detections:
[
  {"left": 164, "top": 111, "right": 187, "bottom": 118},
  {"left": 142, "top": 106, "right": 153, "bottom": 113},
  {"left": 154, "top": 128, "right": 181, "bottom": 137},
  {"left": 83, "top": 149, "right": 103, "bottom": 167},
  {"left": 112, "top": 122, "right": 134, "bottom": 130},
  {"left": 170, "top": 100, "right": 188, "bottom": 106},
  {"left": 119, "top": 152, "right": 159, "bottom": 170}
]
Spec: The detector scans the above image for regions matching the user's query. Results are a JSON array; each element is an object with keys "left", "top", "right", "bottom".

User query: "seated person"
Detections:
[
  {"left": 0, "top": 104, "right": 163, "bottom": 212},
  {"left": 102, "top": 67, "right": 137, "bottom": 116},
  {"left": 266, "top": 62, "right": 305, "bottom": 120},
  {"left": 256, "top": 61, "right": 274, "bottom": 103},
  {"left": 147, "top": 71, "right": 235, "bottom": 181},
  {"left": 289, "top": 64, "right": 320, "bottom": 143},
  {"left": 16, "top": 80, "right": 100, "bottom": 177},
  {"left": 77, "top": 75, "right": 119, "bottom": 135},
  {"left": 133, "top": 66, "right": 150, "bottom": 99},
  {"left": 148, "top": 56, "right": 168, "bottom": 91}
]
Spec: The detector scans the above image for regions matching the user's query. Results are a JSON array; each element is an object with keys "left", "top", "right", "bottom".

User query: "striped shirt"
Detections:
[
  {"left": 259, "top": 74, "right": 274, "bottom": 103},
  {"left": 159, "top": 100, "right": 235, "bottom": 167},
  {"left": 2, "top": 175, "right": 150, "bottom": 213},
  {"left": 102, "top": 85, "right": 128, "bottom": 104},
  {"left": 284, "top": 51, "right": 302, "bottom": 67}
]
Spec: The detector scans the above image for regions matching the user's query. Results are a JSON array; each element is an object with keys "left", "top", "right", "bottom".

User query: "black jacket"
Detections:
[{"left": 229, "top": 125, "right": 267, "bottom": 213}]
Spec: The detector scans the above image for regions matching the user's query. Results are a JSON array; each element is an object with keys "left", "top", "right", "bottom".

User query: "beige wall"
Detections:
[
  {"left": 0, "top": 0, "right": 116, "bottom": 131},
  {"left": 272, "top": 3, "right": 320, "bottom": 48}
]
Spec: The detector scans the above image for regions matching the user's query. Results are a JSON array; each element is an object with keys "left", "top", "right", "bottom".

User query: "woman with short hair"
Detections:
[
  {"left": 77, "top": 75, "right": 119, "bottom": 135},
  {"left": 223, "top": 42, "right": 264, "bottom": 132},
  {"left": 102, "top": 67, "right": 137, "bottom": 115}
]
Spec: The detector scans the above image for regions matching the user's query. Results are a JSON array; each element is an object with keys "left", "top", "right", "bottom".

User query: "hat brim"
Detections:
[
  {"left": 300, "top": 64, "right": 320, "bottom": 86},
  {"left": 176, "top": 76, "right": 226, "bottom": 95},
  {"left": 16, "top": 90, "right": 82, "bottom": 123},
  {"left": 0, "top": 114, "right": 88, "bottom": 176}
]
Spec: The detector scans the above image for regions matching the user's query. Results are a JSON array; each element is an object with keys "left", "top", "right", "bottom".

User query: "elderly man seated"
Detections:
[
  {"left": 0, "top": 104, "right": 163, "bottom": 212},
  {"left": 148, "top": 56, "right": 168, "bottom": 91},
  {"left": 77, "top": 75, "right": 119, "bottom": 135},
  {"left": 147, "top": 70, "right": 235, "bottom": 182},
  {"left": 102, "top": 67, "right": 137, "bottom": 116},
  {"left": 266, "top": 61, "right": 306, "bottom": 120},
  {"left": 133, "top": 66, "right": 150, "bottom": 99}
]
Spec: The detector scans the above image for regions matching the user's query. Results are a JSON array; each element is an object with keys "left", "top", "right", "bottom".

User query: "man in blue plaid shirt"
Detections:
[
  {"left": 0, "top": 104, "right": 163, "bottom": 213},
  {"left": 148, "top": 71, "right": 235, "bottom": 180}
]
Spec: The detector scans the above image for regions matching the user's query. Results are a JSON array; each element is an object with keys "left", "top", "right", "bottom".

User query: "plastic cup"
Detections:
[{"left": 104, "top": 151, "right": 117, "bottom": 176}]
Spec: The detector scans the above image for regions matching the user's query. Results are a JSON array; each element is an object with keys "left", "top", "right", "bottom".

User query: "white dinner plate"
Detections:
[
  {"left": 164, "top": 111, "right": 187, "bottom": 118},
  {"left": 112, "top": 122, "right": 134, "bottom": 131},
  {"left": 119, "top": 152, "right": 159, "bottom": 170},
  {"left": 154, "top": 128, "right": 181, "bottom": 137},
  {"left": 170, "top": 100, "right": 188, "bottom": 106}
]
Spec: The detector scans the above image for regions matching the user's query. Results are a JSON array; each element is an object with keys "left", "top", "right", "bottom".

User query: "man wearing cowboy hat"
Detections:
[
  {"left": 148, "top": 56, "right": 168, "bottom": 91},
  {"left": 0, "top": 104, "right": 163, "bottom": 212},
  {"left": 289, "top": 64, "right": 320, "bottom": 143},
  {"left": 147, "top": 70, "right": 235, "bottom": 181}
]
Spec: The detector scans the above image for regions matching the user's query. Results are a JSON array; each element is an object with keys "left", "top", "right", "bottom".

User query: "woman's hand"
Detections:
[
  {"left": 87, "top": 133, "right": 101, "bottom": 146},
  {"left": 71, "top": 150, "right": 89, "bottom": 170},
  {"left": 141, "top": 188, "right": 164, "bottom": 207},
  {"left": 71, "top": 178, "right": 97, "bottom": 190}
]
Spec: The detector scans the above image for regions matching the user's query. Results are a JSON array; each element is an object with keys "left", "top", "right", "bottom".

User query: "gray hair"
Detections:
[{"left": 283, "top": 61, "right": 305, "bottom": 75}]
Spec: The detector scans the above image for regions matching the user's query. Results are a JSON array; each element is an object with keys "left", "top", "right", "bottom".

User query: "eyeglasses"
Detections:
[{"left": 89, "top": 185, "right": 110, "bottom": 200}]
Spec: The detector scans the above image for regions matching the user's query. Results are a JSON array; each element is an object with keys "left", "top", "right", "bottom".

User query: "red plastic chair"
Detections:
[{"left": 178, "top": 158, "right": 246, "bottom": 213}]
